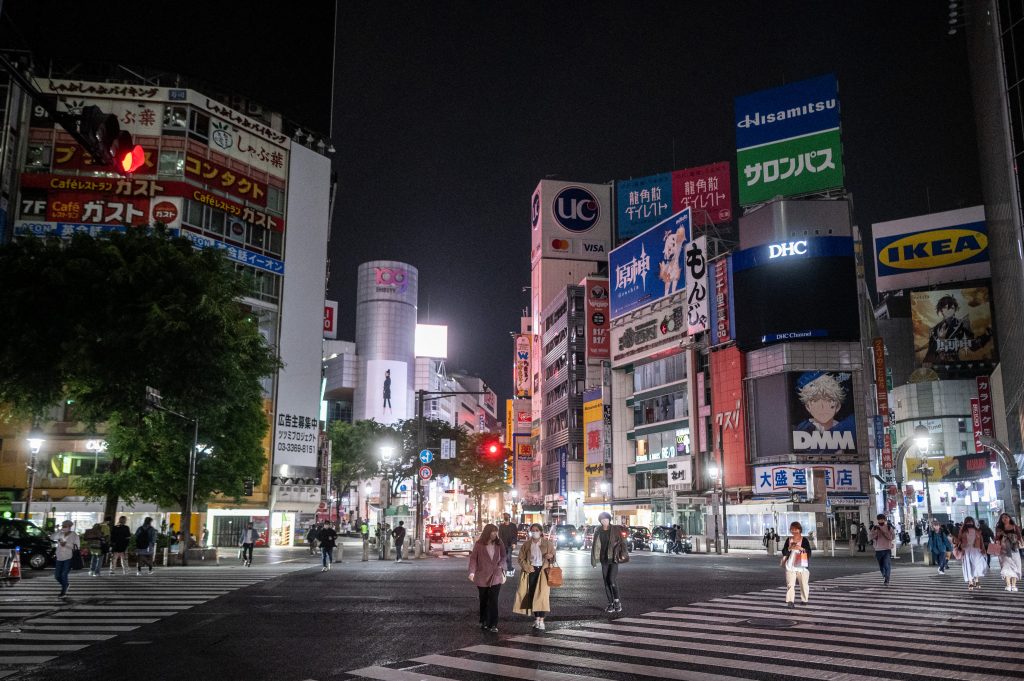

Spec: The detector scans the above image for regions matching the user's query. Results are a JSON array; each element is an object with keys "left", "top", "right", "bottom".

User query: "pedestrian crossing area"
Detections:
[
  {"left": 0, "top": 564, "right": 307, "bottom": 679},
  {"left": 345, "top": 569, "right": 1024, "bottom": 681}
]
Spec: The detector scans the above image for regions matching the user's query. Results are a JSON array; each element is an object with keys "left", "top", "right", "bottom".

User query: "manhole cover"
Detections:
[{"left": 741, "top": 618, "right": 798, "bottom": 628}]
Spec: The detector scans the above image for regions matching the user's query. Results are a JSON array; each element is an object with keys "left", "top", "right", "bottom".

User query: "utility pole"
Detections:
[
  {"left": 416, "top": 389, "right": 425, "bottom": 557},
  {"left": 719, "top": 424, "right": 728, "bottom": 554}
]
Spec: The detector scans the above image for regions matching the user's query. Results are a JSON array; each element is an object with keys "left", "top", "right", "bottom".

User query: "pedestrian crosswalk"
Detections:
[
  {"left": 345, "top": 569, "right": 1024, "bottom": 681},
  {"left": 0, "top": 564, "right": 307, "bottom": 679}
]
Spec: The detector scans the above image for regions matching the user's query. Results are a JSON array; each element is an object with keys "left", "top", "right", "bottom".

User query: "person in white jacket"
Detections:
[{"left": 51, "top": 520, "right": 79, "bottom": 598}]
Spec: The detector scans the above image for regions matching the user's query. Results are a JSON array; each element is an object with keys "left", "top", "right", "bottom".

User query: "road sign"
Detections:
[
  {"left": 418, "top": 465, "right": 432, "bottom": 481},
  {"left": 419, "top": 449, "right": 434, "bottom": 464}
]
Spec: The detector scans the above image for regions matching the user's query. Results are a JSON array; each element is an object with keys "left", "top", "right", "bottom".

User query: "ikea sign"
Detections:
[{"left": 872, "top": 206, "right": 990, "bottom": 293}]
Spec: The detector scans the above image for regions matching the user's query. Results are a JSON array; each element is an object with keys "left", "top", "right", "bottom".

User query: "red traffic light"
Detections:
[
  {"left": 487, "top": 443, "right": 500, "bottom": 455},
  {"left": 478, "top": 439, "right": 503, "bottom": 457},
  {"left": 114, "top": 131, "right": 145, "bottom": 174}
]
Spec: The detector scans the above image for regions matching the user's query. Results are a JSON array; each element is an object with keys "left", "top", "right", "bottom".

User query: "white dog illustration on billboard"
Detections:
[{"left": 658, "top": 226, "right": 687, "bottom": 295}]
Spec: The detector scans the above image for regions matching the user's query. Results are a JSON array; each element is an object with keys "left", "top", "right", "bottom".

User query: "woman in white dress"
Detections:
[
  {"left": 995, "top": 513, "right": 1023, "bottom": 592},
  {"left": 955, "top": 516, "right": 988, "bottom": 591}
]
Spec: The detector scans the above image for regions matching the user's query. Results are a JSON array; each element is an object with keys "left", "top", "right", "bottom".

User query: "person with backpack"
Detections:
[
  {"left": 239, "top": 522, "right": 259, "bottom": 567},
  {"left": 83, "top": 522, "right": 108, "bottom": 576},
  {"left": 306, "top": 525, "right": 319, "bottom": 555},
  {"left": 134, "top": 517, "right": 158, "bottom": 575},
  {"left": 109, "top": 516, "right": 131, "bottom": 575},
  {"left": 927, "top": 519, "right": 952, "bottom": 575},
  {"left": 591, "top": 512, "right": 628, "bottom": 614},
  {"left": 318, "top": 522, "right": 338, "bottom": 571},
  {"left": 391, "top": 520, "right": 407, "bottom": 563}
]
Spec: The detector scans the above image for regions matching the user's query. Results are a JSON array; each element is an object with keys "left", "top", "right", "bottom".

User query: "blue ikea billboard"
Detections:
[{"left": 609, "top": 208, "right": 691, "bottom": 319}]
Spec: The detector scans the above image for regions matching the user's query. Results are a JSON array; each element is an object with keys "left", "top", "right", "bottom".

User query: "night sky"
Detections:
[{"left": 4, "top": 2, "right": 981, "bottom": 403}]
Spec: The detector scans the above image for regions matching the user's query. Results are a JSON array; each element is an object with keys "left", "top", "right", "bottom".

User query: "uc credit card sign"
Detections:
[{"left": 735, "top": 74, "right": 844, "bottom": 205}]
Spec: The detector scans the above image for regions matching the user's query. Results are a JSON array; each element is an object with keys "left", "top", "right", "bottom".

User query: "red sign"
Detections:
[
  {"left": 584, "top": 277, "right": 610, "bottom": 360},
  {"left": 971, "top": 397, "right": 983, "bottom": 454},
  {"left": 52, "top": 143, "right": 158, "bottom": 174},
  {"left": 710, "top": 345, "right": 748, "bottom": 488},
  {"left": 517, "top": 411, "right": 532, "bottom": 424},
  {"left": 872, "top": 337, "right": 893, "bottom": 473},
  {"left": 151, "top": 200, "right": 178, "bottom": 225},
  {"left": 185, "top": 153, "right": 268, "bottom": 207},
  {"left": 714, "top": 256, "right": 731, "bottom": 343},
  {"left": 323, "top": 304, "right": 336, "bottom": 336},
  {"left": 418, "top": 465, "right": 432, "bottom": 481},
  {"left": 881, "top": 433, "right": 894, "bottom": 471},
  {"left": 46, "top": 192, "right": 150, "bottom": 225},
  {"left": 671, "top": 161, "right": 732, "bottom": 226},
  {"left": 976, "top": 375, "right": 994, "bottom": 439}
]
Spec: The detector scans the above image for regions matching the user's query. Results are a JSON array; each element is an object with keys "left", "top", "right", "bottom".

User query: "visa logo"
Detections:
[
  {"left": 583, "top": 243, "right": 605, "bottom": 253},
  {"left": 878, "top": 227, "right": 988, "bottom": 271}
]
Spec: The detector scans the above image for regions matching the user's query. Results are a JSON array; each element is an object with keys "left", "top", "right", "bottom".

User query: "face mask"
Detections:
[{"left": 530, "top": 531, "right": 540, "bottom": 540}]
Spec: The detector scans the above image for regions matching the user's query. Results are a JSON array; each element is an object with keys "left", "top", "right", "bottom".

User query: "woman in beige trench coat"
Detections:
[{"left": 513, "top": 522, "right": 555, "bottom": 630}]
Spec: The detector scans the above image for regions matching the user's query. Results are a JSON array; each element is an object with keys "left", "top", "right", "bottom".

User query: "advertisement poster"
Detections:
[
  {"left": 365, "top": 359, "right": 407, "bottom": 426},
  {"left": 531, "top": 179, "right": 612, "bottom": 263},
  {"left": 684, "top": 235, "right": 709, "bottom": 335},
  {"left": 872, "top": 206, "right": 989, "bottom": 293},
  {"left": 616, "top": 172, "right": 672, "bottom": 240},
  {"left": 513, "top": 334, "right": 531, "bottom": 397},
  {"left": 905, "top": 453, "right": 993, "bottom": 483},
  {"left": 609, "top": 207, "right": 691, "bottom": 318},
  {"left": 323, "top": 300, "right": 338, "bottom": 339},
  {"left": 671, "top": 161, "right": 733, "bottom": 226},
  {"left": 584, "top": 278, "right": 610, "bottom": 359},
  {"left": 976, "top": 375, "right": 994, "bottom": 439},
  {"left": 711, "top": 345, "right": 747, "bottom": 488},
  {"left": 710, "top": 256, "right": 733, "bottom": 345},
  {"left": 735, "top": 74, "right": 844, "bottom": 205},
  {"left": 583, "top": 389, "right": 605, "bottom": 499},
  {"left": 911, "top": 287, "right": 996, "bottom": 374},
  {"left": 788, "top": 371, "right": 857, "bottom": 453}
]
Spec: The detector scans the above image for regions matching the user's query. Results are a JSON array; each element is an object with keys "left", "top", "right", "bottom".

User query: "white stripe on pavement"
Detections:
[{"left": 414, "top": 653, "right": 608, "bottom": 681}]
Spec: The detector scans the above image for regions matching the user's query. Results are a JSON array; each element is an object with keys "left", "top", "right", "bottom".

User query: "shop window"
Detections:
[
  {"left": 247, "top": 223, "right": 266, "bottom": 249},
  {"left": 207, "top": 209, "right": 226, "bottom": 236},
  {"left": 158, "top": 150, "right": 184, "bottom": 176},
  {"left": 266, "top": 230, "right": 283, "bottom": 256},
  {"left": 25, "top": 144, "right": 51, "bottom": 171},
  {"left": 183, "top": 199, "right": 204, "bottom": 227},
  {"left": 189, "top": 110, "right": 210, "bottom": 140}
]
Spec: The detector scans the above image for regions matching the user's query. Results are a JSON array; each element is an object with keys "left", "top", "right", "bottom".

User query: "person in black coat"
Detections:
[
  {"left": 780, "top": 521, "right": 812, "bottom": 608},
  {"left": 318, "top": 522, "right": 338, "bottom": 572},
  {"left": 856, "top": 523, "right": 868, "bottom": 552}
]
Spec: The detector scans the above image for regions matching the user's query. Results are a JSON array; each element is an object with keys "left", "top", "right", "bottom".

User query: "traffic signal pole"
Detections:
[{"left": 415, "top": 389, "right": 425, "bottom": 557}]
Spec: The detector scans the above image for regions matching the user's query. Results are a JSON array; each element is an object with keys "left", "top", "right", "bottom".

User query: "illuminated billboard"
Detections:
[{"left": 911, "top": 286, "right": 996, "bottom": 377}]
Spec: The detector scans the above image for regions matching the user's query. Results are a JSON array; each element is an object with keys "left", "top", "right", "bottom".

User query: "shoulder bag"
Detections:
[
  {"left": 987, "top": 541, "right": 1003, "bottom": 557},
  {"left": 545, "top": 563, "right": 563, "bottom": 588},
  {"left": 614, "top": 541, "right": 630, "bottom": 564},
  {"left": 70, "top": 547, "right": 84, "bottom": 571}
]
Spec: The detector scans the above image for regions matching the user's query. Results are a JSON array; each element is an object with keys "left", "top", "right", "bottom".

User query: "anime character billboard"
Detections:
[
  {"left": 911, "top": 287, "right": 995, "bottom": 376},
  {"left": 788, "top": 371, "right": 857, "bottom": 453}
]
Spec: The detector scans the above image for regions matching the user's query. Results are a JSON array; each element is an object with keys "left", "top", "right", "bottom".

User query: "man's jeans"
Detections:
[
  {"left": 321, "top": 546, "right": 333, "bottom": 567},
  {"left": 395, "top": 540, "right": 404, "bottom": 561},
  {"left": 875, "top": 549, "right": 892, "bottom": 582},
  {"left": 505, "top": 543, "right": 515, "bottom": 572},
  {"left": 931, "top": 549, "right": 948, "bottom": 571},
  {"left": 54, "top": 559, "right": 71, "bottom": 594}
]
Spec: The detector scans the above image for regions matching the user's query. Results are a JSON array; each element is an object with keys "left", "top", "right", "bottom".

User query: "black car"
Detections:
[
  {"left": 546, "top": 523, "right": 584, "bottom": 550},
  {"left": 0, "top": 519, "right": 54, "bottom": 570},
  {"left": 626, "top": 526, "right": 651, "bottom": 551}
]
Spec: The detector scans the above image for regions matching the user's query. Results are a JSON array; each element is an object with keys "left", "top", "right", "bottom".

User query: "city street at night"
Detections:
[{"left": 0, "top": 545, "right": 1019, "bottom": 680}]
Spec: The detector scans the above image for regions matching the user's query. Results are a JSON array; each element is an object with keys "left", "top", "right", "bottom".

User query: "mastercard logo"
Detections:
[{"left": 551, "top": 239, "right": 570, "bottom": 250}]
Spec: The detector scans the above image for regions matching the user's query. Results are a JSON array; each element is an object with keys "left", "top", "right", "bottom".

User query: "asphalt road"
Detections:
[{"left": 13, "top": 543, "right": 888, "bottom": 680}]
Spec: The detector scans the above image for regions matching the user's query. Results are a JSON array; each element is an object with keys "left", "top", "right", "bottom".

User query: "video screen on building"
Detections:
[
  {"left": 732, "top": 237, "right": 859, "bottom": 351},
  {"left": 910, "top": 285, "right": 996, "bottom": 379}
]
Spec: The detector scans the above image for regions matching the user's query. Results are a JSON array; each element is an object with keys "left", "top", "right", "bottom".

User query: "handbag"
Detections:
[
  {"left": 987, "top": 541, "right": 1003, "bottom": 557},
  {"left": 952, "top": 546, "right": 964, "bottom": 561},
  {"left": 70, "top": 548, "right": 84, "bottom": 571},
  {"left": 614, "top": 542, "right": 630, "bottom": 564},
  {"left": 545, "top": 564, "right": 563, "bottom": 588}
]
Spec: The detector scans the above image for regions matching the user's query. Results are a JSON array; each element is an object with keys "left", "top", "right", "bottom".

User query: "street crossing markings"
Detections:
[{"left": 344, "top": 570, "right": 1024, "bottom": 681}]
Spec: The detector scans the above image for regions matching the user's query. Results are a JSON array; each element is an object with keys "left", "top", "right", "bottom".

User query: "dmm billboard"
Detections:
[{"left": 735, "top": 74, "right": 843, "bottom": 205}]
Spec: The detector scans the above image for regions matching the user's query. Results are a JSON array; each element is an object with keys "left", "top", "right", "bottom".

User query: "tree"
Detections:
[
  {"left": 386, "top": 418, "right": 465, "bottom": 497},
  {"left": 327, "top": 420, "right": 387, "bottom": 502},
  {"left": 434, "top": 432, "right": 509, "bottom": 528},
  {"left": 0, "top": 228, "right": 280, "bottom": 523}
]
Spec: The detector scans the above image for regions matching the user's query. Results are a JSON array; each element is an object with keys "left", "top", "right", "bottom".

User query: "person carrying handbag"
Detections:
[
  {"left": 591, "top": 512, "right": 628, "bottom": 614},
  {"left": 780, "top": 521, "right": 812, "bottom": 608},
  {"left": 513, "top": 523, "right": 555, "bottom": 631}
]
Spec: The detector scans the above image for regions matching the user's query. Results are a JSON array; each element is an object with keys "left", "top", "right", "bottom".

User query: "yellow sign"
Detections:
[
  {"left": 583, "top": 396, "right": 604, "bottom": 500},
  {"left": 878, "top": 228, "right": 988, "bottom": 271}
]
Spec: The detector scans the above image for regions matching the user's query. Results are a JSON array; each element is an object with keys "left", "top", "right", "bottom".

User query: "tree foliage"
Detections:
[
  {"left": 0, "top": 229, "right": 280, "bottom": 516},
  {"left": 434, "top": 431, "right": 509, "bottom": 525}
]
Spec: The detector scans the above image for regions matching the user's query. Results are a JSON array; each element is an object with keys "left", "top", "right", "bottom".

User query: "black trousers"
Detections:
[
  {"left": 526, "top": 568, "right": 548, "bottom": 617},
  {"left": 242, "top": 543, "right": 254, "bottom": 563},
  {"left": 477, "top": 584, "right": 500, "bottom": 627},
  {"left": 602, "top": 561, "right": 619, "bottom": 602}
]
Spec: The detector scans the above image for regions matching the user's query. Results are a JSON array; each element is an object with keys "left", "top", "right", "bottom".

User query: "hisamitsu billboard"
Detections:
[{"left": 609, "top": 208, "right": 691, "bottom": 319}]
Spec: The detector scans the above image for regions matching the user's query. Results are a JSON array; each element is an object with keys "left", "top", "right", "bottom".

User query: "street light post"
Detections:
[
  {"left": 24, "top": 427, "right": 44, "bottom": 522},
  {"left": 708, "top": 463, "right": 721, "bottom": 555}
]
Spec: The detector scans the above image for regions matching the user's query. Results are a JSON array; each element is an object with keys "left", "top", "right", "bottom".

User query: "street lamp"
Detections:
[
  {"left": 599, "top": 481, "right": 610, "bottom": 504},
  {"left": 24, "top": 426, "right": 44, "bottom": 522},
  {"left": 364, "top": 483, "right": 372, "bottom": 522},
  {"left": 510, "top": 489, "right": 519, "bottom": 521},
  {"left": 707, "top": 464, "right": 722, "bottom": 555}
]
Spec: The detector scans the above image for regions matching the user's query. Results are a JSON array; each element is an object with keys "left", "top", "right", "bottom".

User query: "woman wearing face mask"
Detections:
[
  {"left": 591, "top": 511, "right": 628, "bottom": 613},
  {"left": 513, "top": 523, "right": 555, "bottom": 631},
  {"left": 868, "top": 514, "right": 895, "bottom": 586},
  {"left": 780, "top": 521, "right": 811, "bottom": 608},
  {"left": 468, "top": 523, "right": 505, "bottom": 632},
  {"left": 955, "top": 516, "right": 988, "bottom": 591}
]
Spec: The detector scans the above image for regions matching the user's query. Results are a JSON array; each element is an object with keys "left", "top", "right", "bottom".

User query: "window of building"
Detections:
[
  {"left": 636, "top": 472, "right": 668, "bottom": 491},
  {"left": 207, "top": 208, "right": 226, "bottom": 236},
  {"left": 266, "top": 186, "right": 285, "bottom": 213},
  {"left": 158, "top": 150, "right": 184, "bottom": 176},
  {"left": 25, "top": 144, "right": 51, "bottom": 171},
  {"left": 247, "top": 223, "right": 266, "bottom": 249},
  {"left": 183, "top": 199, "right": 204, "bottom": 227},
  {"left": 633, "top": 389, "right": 688, "bottom": 427},
  {"left": 266, "top": 230, "right": 283, "bottom": 256},
  {"left": 633, "top": 352, "right": 686, "bottom": 393},
  {"left": 188, "top": 110, "right": 210, "bottom": 140},
  {"left": 163, "top": 106, "right": 187, "bottom": 132}
]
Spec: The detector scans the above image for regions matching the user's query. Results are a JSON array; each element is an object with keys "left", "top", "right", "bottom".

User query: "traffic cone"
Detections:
[{"left": 8, "top": 548, "right": 21, "bottom": 581}]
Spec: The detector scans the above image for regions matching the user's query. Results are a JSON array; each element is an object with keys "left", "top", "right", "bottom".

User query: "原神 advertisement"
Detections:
[
  {"left": 911, "top": 287, "right": 995, "bottom": 375},
  {"left": 788, "top": 371, "right": 857, "bottom": 453}
]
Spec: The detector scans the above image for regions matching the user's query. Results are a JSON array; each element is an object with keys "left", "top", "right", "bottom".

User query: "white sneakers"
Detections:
[{"left": 533, "top": 619, "right": 545, "bottom": 631}]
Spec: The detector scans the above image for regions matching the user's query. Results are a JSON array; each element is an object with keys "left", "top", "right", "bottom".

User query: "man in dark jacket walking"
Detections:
[
  {"left": 391, "top": 521, "right": 407, "bottom": 562},
  {"left": 498, "top": 514, "right": 518, "bottom": 576},
  {"left": 318, "top": 522, "right": 338, "bottom": 571}
]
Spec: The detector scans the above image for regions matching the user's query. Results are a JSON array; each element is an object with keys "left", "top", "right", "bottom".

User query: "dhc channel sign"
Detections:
[{"left": 553, "top": 186, "right": 600, "bottom": 232}]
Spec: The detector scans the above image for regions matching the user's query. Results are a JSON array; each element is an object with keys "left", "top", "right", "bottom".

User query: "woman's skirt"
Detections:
[
  {"left": 999, "top": 549, "right": 1022, "bottom": 579},
  {"left": 961, "top": 547, "right": 988, "bottom": 582}
]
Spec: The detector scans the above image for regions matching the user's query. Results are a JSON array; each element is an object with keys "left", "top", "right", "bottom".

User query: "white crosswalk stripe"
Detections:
[
  {"left": 345, "top": 570, "right": 1024, "bottom": 681},
  {"left": 0, "top": 563, "right": 306, "bottom": 677}
]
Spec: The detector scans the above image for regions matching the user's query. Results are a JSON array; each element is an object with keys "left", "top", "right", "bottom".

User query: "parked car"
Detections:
[
  {"left": 0, "top": 519, "right": 54, "bottom": 570},
  {"left": 626, "top": 526, "right": 651, "bottom": 551},
  {"left": 549, "top": 523, "right": 583, "bottom": 550},
  {"left": 441, "top": 530, "right": 473, "bottom": 556}
]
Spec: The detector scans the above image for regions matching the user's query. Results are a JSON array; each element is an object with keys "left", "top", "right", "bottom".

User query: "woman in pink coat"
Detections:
[{"left": 468, "top": 523, "right": 506, "bottom": 633}]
